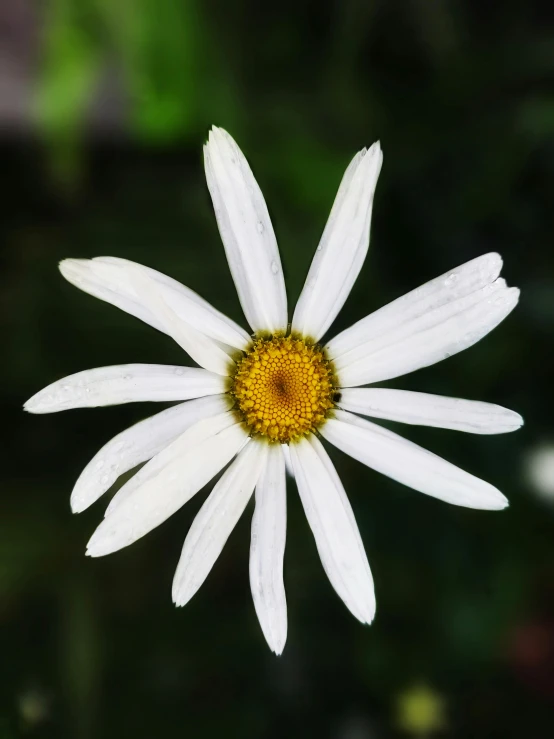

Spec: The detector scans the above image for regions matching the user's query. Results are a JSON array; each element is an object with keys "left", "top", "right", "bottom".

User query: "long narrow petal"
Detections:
[
  {"left": 289, "top": 435, "right": 375, "bottom": 624},
  {"left": 337, "top": 388, "right": 523, "bottom": 434},
  {"left": 332, "top": 279, "right": 519, "bottom": 387},
  {"left": 282, "top": 444, "right": 294, "bottom": 477},
  {"left": 59, "top": 257, "right": 251, "bottom": 350},
  {"left": 249, "top": 443, "right": 287, "bottom": 655},
  {"left": 321, "top": 410, "right": 509, "bottom": 509},
  {"left": 86, "top": 415, "right": 247, "bottom": 557},
  {"left": 327, "top": 253, "right": 519, "bottom": 386},
  {"left": 71, "top": 395, "right": 231, "bottom": 513},
  {"left": 129, "top": 268, "right": 233, "bottom": 375},
  {"left": 291, "top": 143, "right": 383, "bottom": 341},
  {"left": 204, "top": 127, "right": 288, "bottom": 334},
  {"left": 327, "top": 253, "right": 503, "bottom": 359},
  {"left": 24, "top": 364, "right": 226, "bottom": 414},
  {"left": 172, "top": 439, "right": 268, "bottom": 607},
  {"left": 104, "top": 411, "right": 236, "bottom": 516}
]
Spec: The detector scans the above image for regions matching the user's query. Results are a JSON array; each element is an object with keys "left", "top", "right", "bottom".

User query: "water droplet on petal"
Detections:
[
  {"left": 174, "top": 367, "right": 185, "bottom": 376},
  {"left": 257, "top": 221, "right": 265, "bottom": 234},
  {"left": 271, "top": 261, "right": 279, "bottom": 275}
]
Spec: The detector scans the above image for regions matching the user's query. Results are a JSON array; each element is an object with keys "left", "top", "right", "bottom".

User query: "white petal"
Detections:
[
  {"left": 59, "top": 257, "right": 251, "bottom": 350},
  {"left": 328, "top": 255, "right": 519, "bottom": 386},
  {"left": 292, "top": 143, "right": 383, "bottom": 341},
  {"left": 249, "top": 443, "right": 287, "bottom": 655},
  {"left": 281, "top": 444, "right": 294, "bottom": 477},
  {"left": 338, "top": 388, "right": 523, "bottom": 434},
  {"left": 104, "top": 411, "right": 235, "bottom": 517},
  {"left": 289, "top": 435, "right": 375, "bottom": 624},
  {"left": 24, "top": 364, "right": 226, "bottom": 414},
  {"left": 86, "top": 414, "right": 247, "bottom": 557},
  {"left": 321, "top": 410, "right": 509, "bottom": 510},
  {"left": 327, "top": 252, "right": 503, "bottom": 358},
  {"left": 129, "top": 268, "right": 232, "bottom": 375},
  {"left": 71, "top": 394, "right": 231, "bottom": 514},
  {"left": 172, "top": 439, "right": 268, "bottom": 607},
  {"left": 204, "top": 127, "right": 287, "bottom": 334},
  {"left": 333, "top": 280, "right": 519, "bottom": 387}
]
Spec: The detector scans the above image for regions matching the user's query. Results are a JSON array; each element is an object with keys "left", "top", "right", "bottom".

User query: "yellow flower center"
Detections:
[{"left": 230, "top": 336, "right": 335, "bottom": 443}]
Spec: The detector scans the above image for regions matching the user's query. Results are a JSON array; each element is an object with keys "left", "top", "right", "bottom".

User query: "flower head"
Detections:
[
  {"left": 25, "top": 127, "right": 522, "bottom": 654},
  {"left": 231, "top": 335, "right": 335, "bottom": 442}
]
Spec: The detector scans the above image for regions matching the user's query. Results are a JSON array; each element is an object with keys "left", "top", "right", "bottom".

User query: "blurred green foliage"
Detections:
[
  {"left": 95, "top": 0, "right": 201, "bottom": 139},
  {"left": 2, "top": 0, "right": 554, "bottom": 738}
]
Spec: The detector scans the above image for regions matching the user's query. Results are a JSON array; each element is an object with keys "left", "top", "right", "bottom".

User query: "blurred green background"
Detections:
[{"left": 2, "top": 0, "right": 554, "bottom": 737}]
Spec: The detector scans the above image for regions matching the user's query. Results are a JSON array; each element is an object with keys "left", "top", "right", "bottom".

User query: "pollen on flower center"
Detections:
[{"left": 230, "top": 336, "right": 335, "bottom": 443}]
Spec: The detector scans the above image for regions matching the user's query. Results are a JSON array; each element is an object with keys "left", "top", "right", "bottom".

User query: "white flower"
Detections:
[{"left": 25, "top": 127, "right": 522, "bottom": 655}]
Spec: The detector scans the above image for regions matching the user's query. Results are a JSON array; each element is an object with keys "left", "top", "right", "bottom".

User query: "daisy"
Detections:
[{"left": 25, "top": 127, "right": 522, "bottom": 654}]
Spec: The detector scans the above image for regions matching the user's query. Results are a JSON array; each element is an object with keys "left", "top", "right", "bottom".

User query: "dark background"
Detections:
[{"left": 2, "top": 1, "right": 554, "bottom": 737}]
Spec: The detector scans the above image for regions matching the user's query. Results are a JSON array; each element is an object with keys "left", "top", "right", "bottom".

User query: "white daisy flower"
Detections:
[{"left": 25, "top": 126, "right": 522, "bottom": 655}]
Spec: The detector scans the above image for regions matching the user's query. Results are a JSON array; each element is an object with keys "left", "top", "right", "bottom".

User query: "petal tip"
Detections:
[
  {"left": 23, "top": 394, "right": 44, "bottom": 414},
  {"left": 207, "top": 125, "right": 227, "bottom": 148},
  {"left": 504, "top": 411, "right": 524, "bottom": 432},
  {"left": 361, "top": 140, "right": 381, "bottom": 155},
  {"left": 172, "top": 591, "right": 189, "bottom": 608},
  {"left": 70, "top": 496, "right": 86, "bottom": 514},
  {"left": 498, "top": 492, "right": 510, "bottom": 510},
  {"left": 486, "top": 490, "right": 510, "bottom": 511},
  {"left": 263, "top": 625, "right": 288, "bottom": 656},
  {"left": 360, "top": 140, "right": 383, "bottom": 180},
  {"left": 370, "top": 139, "right": 382, "bottom": 154},
  {"left": 360, "top": 602, "right": 376, "bottom": 626},
  {"left": 85, "top": 534, "right": 101, "bottom": 556},
  {"left": 85, "top": 542, "right": 108, "bottom": 558},
  {"left": 271, "top": 642, "right": 286, "bottom": 657},
  {"left": 171, "top": 581, "right": 186, "bottom": 607},
  {"left": 481, "top": 252, "right": 503, "bottom": 274},
  {"left": 59, "top": 257, "right": 86, "bottom": 282},
  {"left": 85, "top": 525, "right": 119, "bottom": 557}
]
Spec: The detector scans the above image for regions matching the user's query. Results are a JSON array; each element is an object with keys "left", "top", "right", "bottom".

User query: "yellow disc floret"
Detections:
[{"left": 230, "top": 336, "right": 335, "bottom": 443}]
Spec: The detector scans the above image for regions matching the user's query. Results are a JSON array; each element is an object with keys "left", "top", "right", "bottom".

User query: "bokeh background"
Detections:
[{"left": 2, "top": 0, "right": 554, "bottom": 737}]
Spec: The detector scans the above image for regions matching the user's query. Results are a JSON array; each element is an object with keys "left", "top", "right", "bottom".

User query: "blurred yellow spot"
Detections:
[
  {"left": 18, "top": 688, "right": 50, "bottom": 727},
  {"left": 396, "top": 683, "right": 446, "bottom": 737},
  {"left": 231, "top": 336, "right": 334, "bottom": 443}
]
